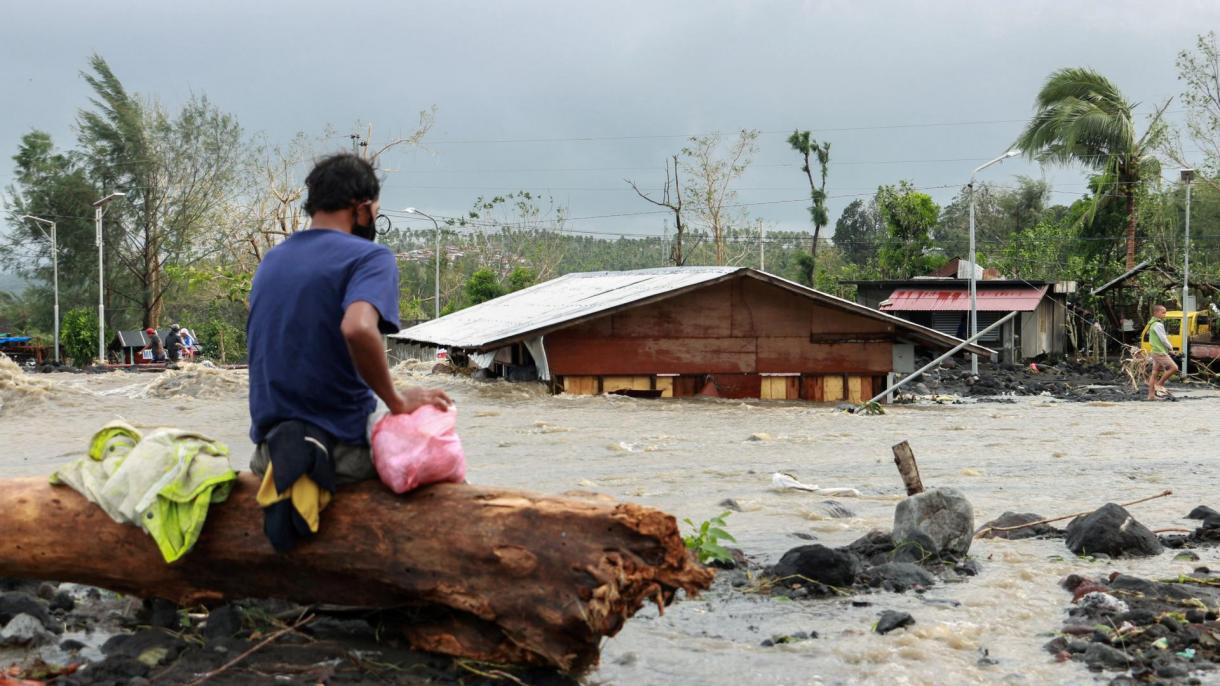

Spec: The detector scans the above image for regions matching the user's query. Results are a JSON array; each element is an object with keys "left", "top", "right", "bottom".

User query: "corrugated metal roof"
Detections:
[
  {"left": 392, "top": 267, "right": 994, "bottom": 356},
  {"left": 393, "top": 267, "right": 739, "bottom": 349},
  {"left": 880, "top": 286, "right": 1048, "bottom": 312}
]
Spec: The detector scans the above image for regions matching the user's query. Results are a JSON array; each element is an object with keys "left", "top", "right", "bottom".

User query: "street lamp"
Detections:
[
  {"left": 18, "top": 215, "right": 59, "bottom": 363},
  {"left": 92, "top": 192, "right": 126, "bottom": 365},
  {"left": 404, "top": 207, "right": 441, "bottom": 320},
  {"left": 1181, "top": 168, "right": 1195, "bottom": 378},
  {"left": 968, "top": 149, "right": 1020, "bottom": 374}
]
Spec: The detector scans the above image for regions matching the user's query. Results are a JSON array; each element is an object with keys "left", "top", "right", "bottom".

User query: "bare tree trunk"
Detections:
[{"left": 0, "top": 475, "right": 713, "bottom": 673}]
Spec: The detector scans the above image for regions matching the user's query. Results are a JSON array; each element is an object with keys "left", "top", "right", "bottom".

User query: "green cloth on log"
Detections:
[{"left": 51, "top": 420, "right": 237, "bottom": 563}]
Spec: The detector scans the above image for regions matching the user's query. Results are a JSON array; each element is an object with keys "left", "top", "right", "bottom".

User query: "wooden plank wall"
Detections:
[{"left": 549, "top": 275, "right": 899, "bottom": 400}]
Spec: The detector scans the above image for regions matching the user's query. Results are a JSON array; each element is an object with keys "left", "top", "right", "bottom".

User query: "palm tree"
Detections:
[{"left": 1014, "top": 68, "right": 1169, "bottom": 270}]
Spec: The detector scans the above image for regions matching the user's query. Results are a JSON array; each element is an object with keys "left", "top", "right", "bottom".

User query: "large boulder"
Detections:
[
  {"left": 859, "top": 562, "right": 936, "bottom": 592},
  {"left": 0, "top": 613, "right": 52, "bottom": 647},
  {"left": 892, "top": 487, "right": 974, "bottom": 559},
  {"left": 770, "top": 544, "right": 860, "bottom": 587},
  {"left": 1064, "top": 503, "right": 1162, "bottom": 558}
]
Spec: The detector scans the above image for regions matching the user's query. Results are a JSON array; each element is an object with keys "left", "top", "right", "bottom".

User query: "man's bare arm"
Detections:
[{"left": 341, "top": 301, "right": 452, "bottom": 414}]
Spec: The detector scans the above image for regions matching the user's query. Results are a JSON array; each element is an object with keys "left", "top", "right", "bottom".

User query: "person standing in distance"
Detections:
[
  {"left": 247, "top": 153, "right": 451, "bottom": 484},
  {"left": 1146, "top": 304, "right": 1179, "bottom": 401}
]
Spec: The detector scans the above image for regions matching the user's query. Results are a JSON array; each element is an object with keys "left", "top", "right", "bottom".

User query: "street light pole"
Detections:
[
  {"left": 19, "top": 215, "right": 58, "bottom": 363},
  {"left": 404, "top": 208, "right": 441, "bottom": 319},
  {"left": 92, "top": 192, "right": 126, "bottom": 365},
  {"left": 1181, "top": 168, "right": 1195, "bottom": 378},
  {"left": 968, "top": 149, "right": 1020, "bottom": 375}
]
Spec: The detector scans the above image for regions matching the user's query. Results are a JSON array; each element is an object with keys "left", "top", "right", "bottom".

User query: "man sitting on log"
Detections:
[{"left": 247, "top": 153, "right": 451, "bottom": 550}]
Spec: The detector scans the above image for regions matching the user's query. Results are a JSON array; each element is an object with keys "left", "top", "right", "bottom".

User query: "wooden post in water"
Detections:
[{"left": 892, "top": 440, "right": 924, "bottom": 496}]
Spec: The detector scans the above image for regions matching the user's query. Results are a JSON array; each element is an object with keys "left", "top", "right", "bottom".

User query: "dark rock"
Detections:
[
  {"left": 891, "top": 529, "right": 940, "bottom": 564},
  {"left": 1186, "top": 505, "right": 1219, "bottom": 520},
  {"left": 1160, "top": 615, "right": 1183, "bottom": 633},
  {"left": 202, "top": 604, "right": 243, "bottom": 639},
  {"left": 875, "top": 610, "right": 915, "bottom": 634},
  {"left": 976, "top": 512, "right": 1064, "bottom": 540},
  {"left": 60, "top": 638, "right": 86, "bottom": 652},
  {"left": 771, "top": 544, "right": 860, "bottom": 588},
  {"left": 0, "top": 592, "right": 52, "bottom": 630},
  {"left": 841, "top": 530, "right": 897, "bottom": 567},
  {"left": 1175, "top": 551, "right": 1201, "bottom": 562},
  {"left": 820, "top": 500, "right": 855, "bottom": 519},
  {"left": 1186, "top": 609, "right": 1206, "bottom": 624},
  {"left": 1155, "top": 661, "right": 1189, "bottom": 679},
  {"left": 892, "top": 487, "right": 975, "bottom": 559},
  {"left": 851, "top": 599, "right": 872, "bottom": 607},
  {"left": 1114, "top": 609, "right": 1158, "bottom": 626},
  {"left": 860, "top": 562, "right": 936, "bottom": 592},
  {"left": 1044, "top": 636, "right": 1068, "bottom": 654},
  {"left": 1065, "top": 503, "right": 1162, "bottom": 558},
  {"left": 718, "top": 498, "right": 744, "bottom": 512},
  {"left": 139, "top": 597, "right": 180, "bottom": 629},
  {"left": 49, "top": 591, "right": 75, "bottom": 613},
  {"left": 789, "top": 532, "right": 816, "bottom": 541},
  {"left": 954, "top": 559, "right": 983, "bottom": 576},
  {"left": 1082, "top": 642, "right": 1133, "bottom": 670},
  {"left": 102, "top": 628, "right": 186, "bottom": 666},
  {"left": 79, "top": 655, "right": 150, "bottom": 682},
  {"left": 36, "top": 582, "right": 57, "bottom": 600}
]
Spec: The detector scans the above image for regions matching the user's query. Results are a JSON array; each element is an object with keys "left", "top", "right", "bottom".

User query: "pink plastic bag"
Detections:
[{"left": 371, "top": 405, "right": 467, "bottom": 494}]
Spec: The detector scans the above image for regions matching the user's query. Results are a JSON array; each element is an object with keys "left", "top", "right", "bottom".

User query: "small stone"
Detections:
[
  {"left": 140, "top": 598, "right": 180, "bottom": 629},
  {"left": 748, "top": 433, "right": 772, "bottom": 442},
  {"left": 976, "top": 512, "right": 1063, "bottom": 540},
  {"left": 760, "top": 638, "right": 774, "bottom": 647},
  {"left": 860, "top": 562, "right": 936, "bottom": 592},
  {"left": 36, "top": 583, "right": 56, "bottom": 600},
  {"left": 1185, "top": 609, "right": 1206, "bottom": 624},
  {"left": 202, "top": 604, "right": 243, "bottom": 639},
  {"left": 1160, "top": 616, "right": 1183, "bottom": 633},
  {"left": 1174, "top": 551, "right": 1201, "bottom": 562},
  {"left": 875, "top": 610, "right": 915, "bottom": 634},
  {"left": 955, "top": 559, "right": 983, "bottom": 577},
  {"left": 50, "top": 591, "right": 75, "bottom": 613},
  {"left": 60, "top": 638, "right": 86, "bottom": 652},
  {"left": 1082, "top": 642, "right": 1132, "bottom": 670},
  {"left": 718, "top": 498, "right": 744, "bottom": 512},
  {"left": 1, "top": 613, "right": 53, "bottom": 646}
]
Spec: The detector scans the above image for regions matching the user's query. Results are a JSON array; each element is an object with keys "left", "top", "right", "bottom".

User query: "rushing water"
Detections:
[{"left": 3, "top": 367, "right": 1218, "bottom": 685}]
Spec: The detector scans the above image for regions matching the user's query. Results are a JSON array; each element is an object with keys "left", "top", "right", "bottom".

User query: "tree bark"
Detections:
[{"left": 0, "top": 475, "right": 712, "bottom": 673}]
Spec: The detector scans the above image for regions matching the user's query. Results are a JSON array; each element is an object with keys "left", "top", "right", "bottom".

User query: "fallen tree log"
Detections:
[{"left": 0, "top": 475, "right": 712, "bottom": 673}]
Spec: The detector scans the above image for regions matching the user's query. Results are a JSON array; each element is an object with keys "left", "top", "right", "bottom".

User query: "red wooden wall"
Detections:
[{"left": 545, "top": 276, "right": 896, "bottom": 379}]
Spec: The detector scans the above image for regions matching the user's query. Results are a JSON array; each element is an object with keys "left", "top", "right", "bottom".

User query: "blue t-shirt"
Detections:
[{"left": 247, "top": 229, "right": 400, "bottom": 445}]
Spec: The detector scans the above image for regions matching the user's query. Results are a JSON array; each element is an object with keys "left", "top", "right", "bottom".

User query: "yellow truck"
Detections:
[{"left": 1140, "top": 307, "right": 1220, "bottom": 365}]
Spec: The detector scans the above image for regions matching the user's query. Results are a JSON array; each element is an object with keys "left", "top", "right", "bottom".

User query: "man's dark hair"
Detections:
[{"left": 303, "top": 153, "right": 380, "bottom": 215}]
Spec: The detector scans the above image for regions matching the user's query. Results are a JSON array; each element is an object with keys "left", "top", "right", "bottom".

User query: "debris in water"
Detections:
[
  {"left": 141, "top": 363, "right": 245, "bottom": 399},
  {"left": 770, "top": 472, "right": 861, "bottom": 497}
]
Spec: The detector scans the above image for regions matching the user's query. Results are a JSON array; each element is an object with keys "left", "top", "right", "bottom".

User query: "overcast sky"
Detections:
[{"left": 2, "top": 0, "right": 1216, "bottom": 241}]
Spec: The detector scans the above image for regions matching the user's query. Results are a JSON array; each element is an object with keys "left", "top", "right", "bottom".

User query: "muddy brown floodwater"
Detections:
[{"left": 2, "top": 361, "right": 1219, "bottom": 685}]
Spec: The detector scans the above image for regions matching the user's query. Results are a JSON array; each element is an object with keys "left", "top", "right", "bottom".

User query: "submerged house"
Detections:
[
  {"left": 390, "top": 267, "right": 991, "bottom": 402},
  {"left": 845, "top": 263, "right": 1072, "bottom": 363}
]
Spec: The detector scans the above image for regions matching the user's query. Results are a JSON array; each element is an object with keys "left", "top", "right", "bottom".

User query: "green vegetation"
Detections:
[
  {"left": 60, "top": 307, "right": 98, "bottom": 367},
  {"left": 682, "top": 511, "right": 737, "bottom": 566}
]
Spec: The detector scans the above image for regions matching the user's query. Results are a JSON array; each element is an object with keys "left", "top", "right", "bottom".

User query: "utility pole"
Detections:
[
  {"left": 1181, "top": 168, "right": 1195, "bottom": 378},
  {"left": 19, "top": 215, "right": 58, "bottom": 363},
  {"left": 759, "top": 219, "right": 766, "bottom": 272},
  {"left": 405, "top": 208, "right": 441, "bottom": 319},
  {"left": 92, "top": 192, "right": 126, "bottom": 365},
  {"left": 968, "top": 150, "right": 1019, "bottom": 375}
]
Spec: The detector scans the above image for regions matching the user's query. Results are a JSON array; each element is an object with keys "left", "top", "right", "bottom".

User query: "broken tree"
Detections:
[{"left": 0, "top": 475, "right": 712, "bottom": 673}]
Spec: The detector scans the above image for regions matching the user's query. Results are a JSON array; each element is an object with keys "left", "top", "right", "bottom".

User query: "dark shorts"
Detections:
[{"left": 250, "top": 441, "right": 377, "bottom": 486}]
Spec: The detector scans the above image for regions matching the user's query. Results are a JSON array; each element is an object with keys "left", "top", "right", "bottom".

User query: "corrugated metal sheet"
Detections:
[
  {"left": 392, "top": 267, "right": 740, "bottom": 349},
  {"left": 391, "top": 267, "right": 994, "bottom": 355},
  {"left": 880, "top": 286, "right": 1047, "bottom": 312}
]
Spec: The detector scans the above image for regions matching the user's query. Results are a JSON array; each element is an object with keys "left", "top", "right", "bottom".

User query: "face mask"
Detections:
[{"left": 352, "top": 202, "right": 376, "bottom": 241}]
